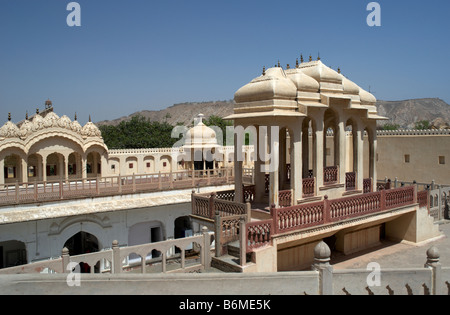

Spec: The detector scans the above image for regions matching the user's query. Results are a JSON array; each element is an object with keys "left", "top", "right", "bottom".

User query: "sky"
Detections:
[{"left": 0, "top": 0, "right": 449, "bottom": 125}]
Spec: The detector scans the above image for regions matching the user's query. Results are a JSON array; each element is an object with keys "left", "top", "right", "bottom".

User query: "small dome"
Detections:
[
  {"left": 19, "top": 119, "right": 34, "bottom": 138},
  {"left": 285, "top": 68, "right": 320, "bottom": 92},
  {"left": 32, "top": 114, "right": 45, "bottom": 131},
  {"left": 300, "top": 60, "right": 342, "bottom": 84},
  {"left": 0, "top": 121, "right": 20, "bottom": 138},
  {"left": 359, "top": 87, "right": 377, "bottom": 105},
  {"left": 184, "top": 114, "right": 218, "bottom": 148},
  {"left": 71, "top": 120, "right": 82, "bottom": 133},
  {"left": 81, "top": 121, "right": 102, "bottom": 138},
  {"left": 58, "top": 115, "right": 72, "bottom": 129},
  {"left": 341, "top": 76, "right": 361, "bottom": 95},
  {"left": 234, "top": 67, "right": 297, "bottom": 103},
  {"left": 43, "top": 111, "right": 60, "bottom": 128}
]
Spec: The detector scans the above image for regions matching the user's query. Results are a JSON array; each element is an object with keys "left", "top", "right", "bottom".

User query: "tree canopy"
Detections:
[{"left": 99, "top": 115, "right": 180, "bottom": 149}]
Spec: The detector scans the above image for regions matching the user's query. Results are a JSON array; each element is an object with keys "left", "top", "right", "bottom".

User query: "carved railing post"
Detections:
[
  {"left": 425, "top": 246, "right": 442, "bottom": 295},
  {"left": 214, "top": 210, "right": 221, "bottom": 257},
  {"left": 202, "top": 226, "right": 211, "bottom": 268},
  {"left": 62, "top": 247, "right": 70, "bottom": 273},
  {"left": 312, "top": 241, "right": 333, "bottom": 295},
  {"left": 112, "top": 240, "right": 121, "bottom": 274},
  {"left": 239, "top": 217, "right": 246, "bottom": 267}
]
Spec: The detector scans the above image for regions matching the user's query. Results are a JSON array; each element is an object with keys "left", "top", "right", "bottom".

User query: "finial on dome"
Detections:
[
  {"left": 277, "top": 60, "right": 280, "bottom": 68},
  {"left": 74, "top": 112, "right": 77, "bottom": 121},
  {"left": 317, "top": 52, "right": 321, "bottom": 61},
  {"left": 262, "top": 66, "right": 266, "bottom": 76},
  {"left": 25, "top": 111, "right": 28, "bottom": 120},
  {"left": 296, "top": 58, "right": 299, "bottom": 68},
  {"left": 300, "top": 54, "right": 304, "bottom": 63},
  {"left": 89, "top": 115, "right": 92, "bottom": 123},
  {"left": 36, "top": 108, "right": 40, "bottom": 115},
  {"left": 286, "top": 64, "right": 290, "bottom": 69},
  {"left": 338, "top": 67, "right": 341, "bottom": 74},
  {"left": 309, "top": 55, "right": 312, "bottom": 62},
  {"left": 8, "top": 113, "right": 11, "bottom": 122},
  {"left": 196, "top": 113, "right": 205, "bottom": 125}
]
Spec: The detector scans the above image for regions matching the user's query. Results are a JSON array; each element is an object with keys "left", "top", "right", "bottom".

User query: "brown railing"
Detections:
[
  {"left": 324, "top": 166, "right": 338, "bottom": 185},
  {"left": 246, "top": 220, "right": 273, "bottom": 253},
  {"left": 345, "top": 172, "right": 356, "bottom": 191},
  {"left": 303, "top": 178, "right": 315, "bottom": 198},
  {"left": 278, "top": 190, "right": 292, "bottom": 208},
  {"left": 363, "top": 178, "right": 373, "bottom": 194},
  {"left": 191, "top": 192, "right": 250, "bottom": 220},
  {"left": 0, "top": 168, "right": 234, "bottom": 207},
  {"left": 417, "top": 190, "right": 429, "bottom": 209}
]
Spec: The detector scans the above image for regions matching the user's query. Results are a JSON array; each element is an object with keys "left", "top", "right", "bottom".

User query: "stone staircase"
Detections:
[{"left": 211, "top": 241, "right": 255, "bottom": 273}]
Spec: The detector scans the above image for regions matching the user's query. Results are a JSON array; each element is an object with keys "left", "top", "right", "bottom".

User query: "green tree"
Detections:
[
  {"left": 99, "top": 115, "right": 181, "bottom": 149},
  {"left": 381, "top": 123, "right": 400, "bottom": 131}
]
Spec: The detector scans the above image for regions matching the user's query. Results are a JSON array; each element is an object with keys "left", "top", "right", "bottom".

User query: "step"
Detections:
[
  {"left": 211, "top": 254, "right": 244, "bottom": 273},
  {"left": 227, "top": 241, "right": 252, "bottom": 262}
]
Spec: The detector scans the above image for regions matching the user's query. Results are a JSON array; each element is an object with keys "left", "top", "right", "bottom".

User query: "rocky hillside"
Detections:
[{"left": 97, "top": 98, "right": 450, "bottom": 129}]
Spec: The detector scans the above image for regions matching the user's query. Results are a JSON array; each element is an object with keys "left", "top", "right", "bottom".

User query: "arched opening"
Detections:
[
  {"left": 323, "top": 109, "right": 339, "bottom": 185},
  {"left": 3, "top": 154, "right": 21, "bottom": 184},
  {"left": 46, "top": 153, "right": 64, "bottom": 179},
  {"left": 68, "top": 152, "right": 81, "bottom": 179},
  {"left": 0, "top": 240, "right": 27, "bottom": 269},
  {"left": 87, "top": 152, "right": 102, "bottom": 177},
  {"left": 174, "top": 216, "right": 193, "bottom": 240},
  {"left": 63, "top": 231, "right": 100, "bottom": 273}
]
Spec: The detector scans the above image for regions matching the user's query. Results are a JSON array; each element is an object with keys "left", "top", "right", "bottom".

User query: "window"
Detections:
[
  {"left": 404, "top": 155, "right": 410, "bottom": 163},
  {"left": 129, "top": 163, "right": 134, "bottom": 169},
  {"left": 146, "top": 162, "right": 151, "bottom": 168},
  {"left": 439, "top": 156, "right": 445, "bottom": 165},
  {"left": 111, "top": 164, "right": 116, "bottom": 170},
  {"left": 163, "top": 162, "right": 167, "bottom": 167}
]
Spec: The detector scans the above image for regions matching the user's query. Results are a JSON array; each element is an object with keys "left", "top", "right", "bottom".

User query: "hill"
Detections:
[{"left": 96, "top": 98, "right": 450, "bottom": 129}]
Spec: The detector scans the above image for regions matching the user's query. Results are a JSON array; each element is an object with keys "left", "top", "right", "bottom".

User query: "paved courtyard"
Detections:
[{"left": 332, "top": 221, "right": 450, "bottom": 270}]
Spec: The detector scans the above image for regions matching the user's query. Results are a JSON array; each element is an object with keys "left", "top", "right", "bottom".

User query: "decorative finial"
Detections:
[
  {"left": 300, "top": 54, "right": 304, "bottom": 63},
  {"left": 317, "top": 52, "right": 321, "bottom": 61},
  {"left": 36, "top": 108, "right": 40, "bottom": 115},
  {"left": 309, "top": 55, "right": 312, "bottom": 62},
  {"left": 262, "top": 66, "right": 266, "bottom": 76},
  {"left": 8, "top": 113, "right": 11, "bottom": 121},
  {"left": 286, "top": 64, "right": 290, "bottom": 69},
  {"left": 338, "top": 67, "right": 341, "bottom": 74},
  {"left": 296, "top": 58, "right": 299, "bottom": 68},
  {"left": 277, "top": 60, "right": 280, "bottom": 68},
  {"left": 25, "top": 111, "right": 28, "bottom": 120},
  {"left": 74, "top": 112, "right": 77, "bottom": 121},
  {"left": 45, "top": 99, "right": 52, "bottom": 109},
  {"left": 89, "top": 115, "right": 92, "bottom": 123}
]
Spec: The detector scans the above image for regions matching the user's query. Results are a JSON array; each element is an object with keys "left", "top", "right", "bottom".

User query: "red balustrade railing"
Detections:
[
  {"left": 302, "top": 178, "right": 315, "bottom": 198},
  {"left": 246, "top": 220, "right": 273, "bottom": 253},
  {"left": 272, "top": 201, "right": 325, "bottom": 234},
  {"left": 417, "top": 190, "right": 429, "bottom": 209},
  {"left": 324, "top": 166, "right": 338, "bottom": 185},
  {"left": 345, "top": 172, "right": 356, "bottom": 191},
  {"left": 278, "top": 190, "right": 292, "bottom": 208}
]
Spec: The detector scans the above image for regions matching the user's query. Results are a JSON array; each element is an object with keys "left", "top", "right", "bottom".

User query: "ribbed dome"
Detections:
[
  {"left": 184, "top": 114, "right": 218, "bottom": 148},
  {"left": 19, "top": 119, "right": 34, "bottom": 138},
  {"left": 285, "top": 68, "right": 320, "bottom": 92},
  {"left": 81, "top": 121, "right": 102, "bottom": 138},
  {"left": 43, "top": 111, "right": 60, "bottom": 128},
  {"left": 0, "top": 121, "right": 20, "bottom": 138},
  {"left": 234, "top": 67, "right": 297, "bottom": 103}
]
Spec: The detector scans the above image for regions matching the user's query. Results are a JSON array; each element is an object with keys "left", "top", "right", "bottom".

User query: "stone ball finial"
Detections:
[
  {"left": 427, "top": 246, "right": 440, "bottom": 262},
  {"left": 314, "top": 241, "right": 331, "bottom": 262},
  {"left": 62, "top": 247, "right": 69, "bottom": 256}
]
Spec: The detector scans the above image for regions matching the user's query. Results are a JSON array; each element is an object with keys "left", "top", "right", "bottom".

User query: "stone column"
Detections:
[
  {"left": 81, "top": 154, "right": 87, "bottom": 180},
  {"left": 356, "top": 125, "right": 364, "bottom": 191},
  {"left": 21, "top": 156, "right": 28, "bottom": 183},
  {"left": 315, "top": 119, "right": 325, "bottom": 193},
  {"left": 42, "top": 153, "right": 48, "bottom": 182},
  {"left": 234, "top": 132, "right": 244, "bottom": 203},
  {"left": 337, "top": 119, "right": 346, "bottom": 184},
  {"left": 0, "top": 157, "right": 4, "bottom": 187},
  {"left": 268, "top": 126, "right": 279, "bottom": 208},
  {"left": 254, "top": 126, "right": 265, "bottom": 203},
  {"left": 290, "top": 122, "right": 303, "bottom": 203}
]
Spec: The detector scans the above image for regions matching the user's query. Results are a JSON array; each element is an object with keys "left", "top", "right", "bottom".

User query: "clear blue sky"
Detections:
[{"left": 1, "top": 0, "right": 449, "bottom": 125}]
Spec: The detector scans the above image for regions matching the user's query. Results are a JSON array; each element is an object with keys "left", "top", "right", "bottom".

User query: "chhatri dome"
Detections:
[
  {"left": 183, "top": 114, "right": 219, "bottom": 149},
  {"left": 228, "top": 56, "right": 385, "bottom": 121}
]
